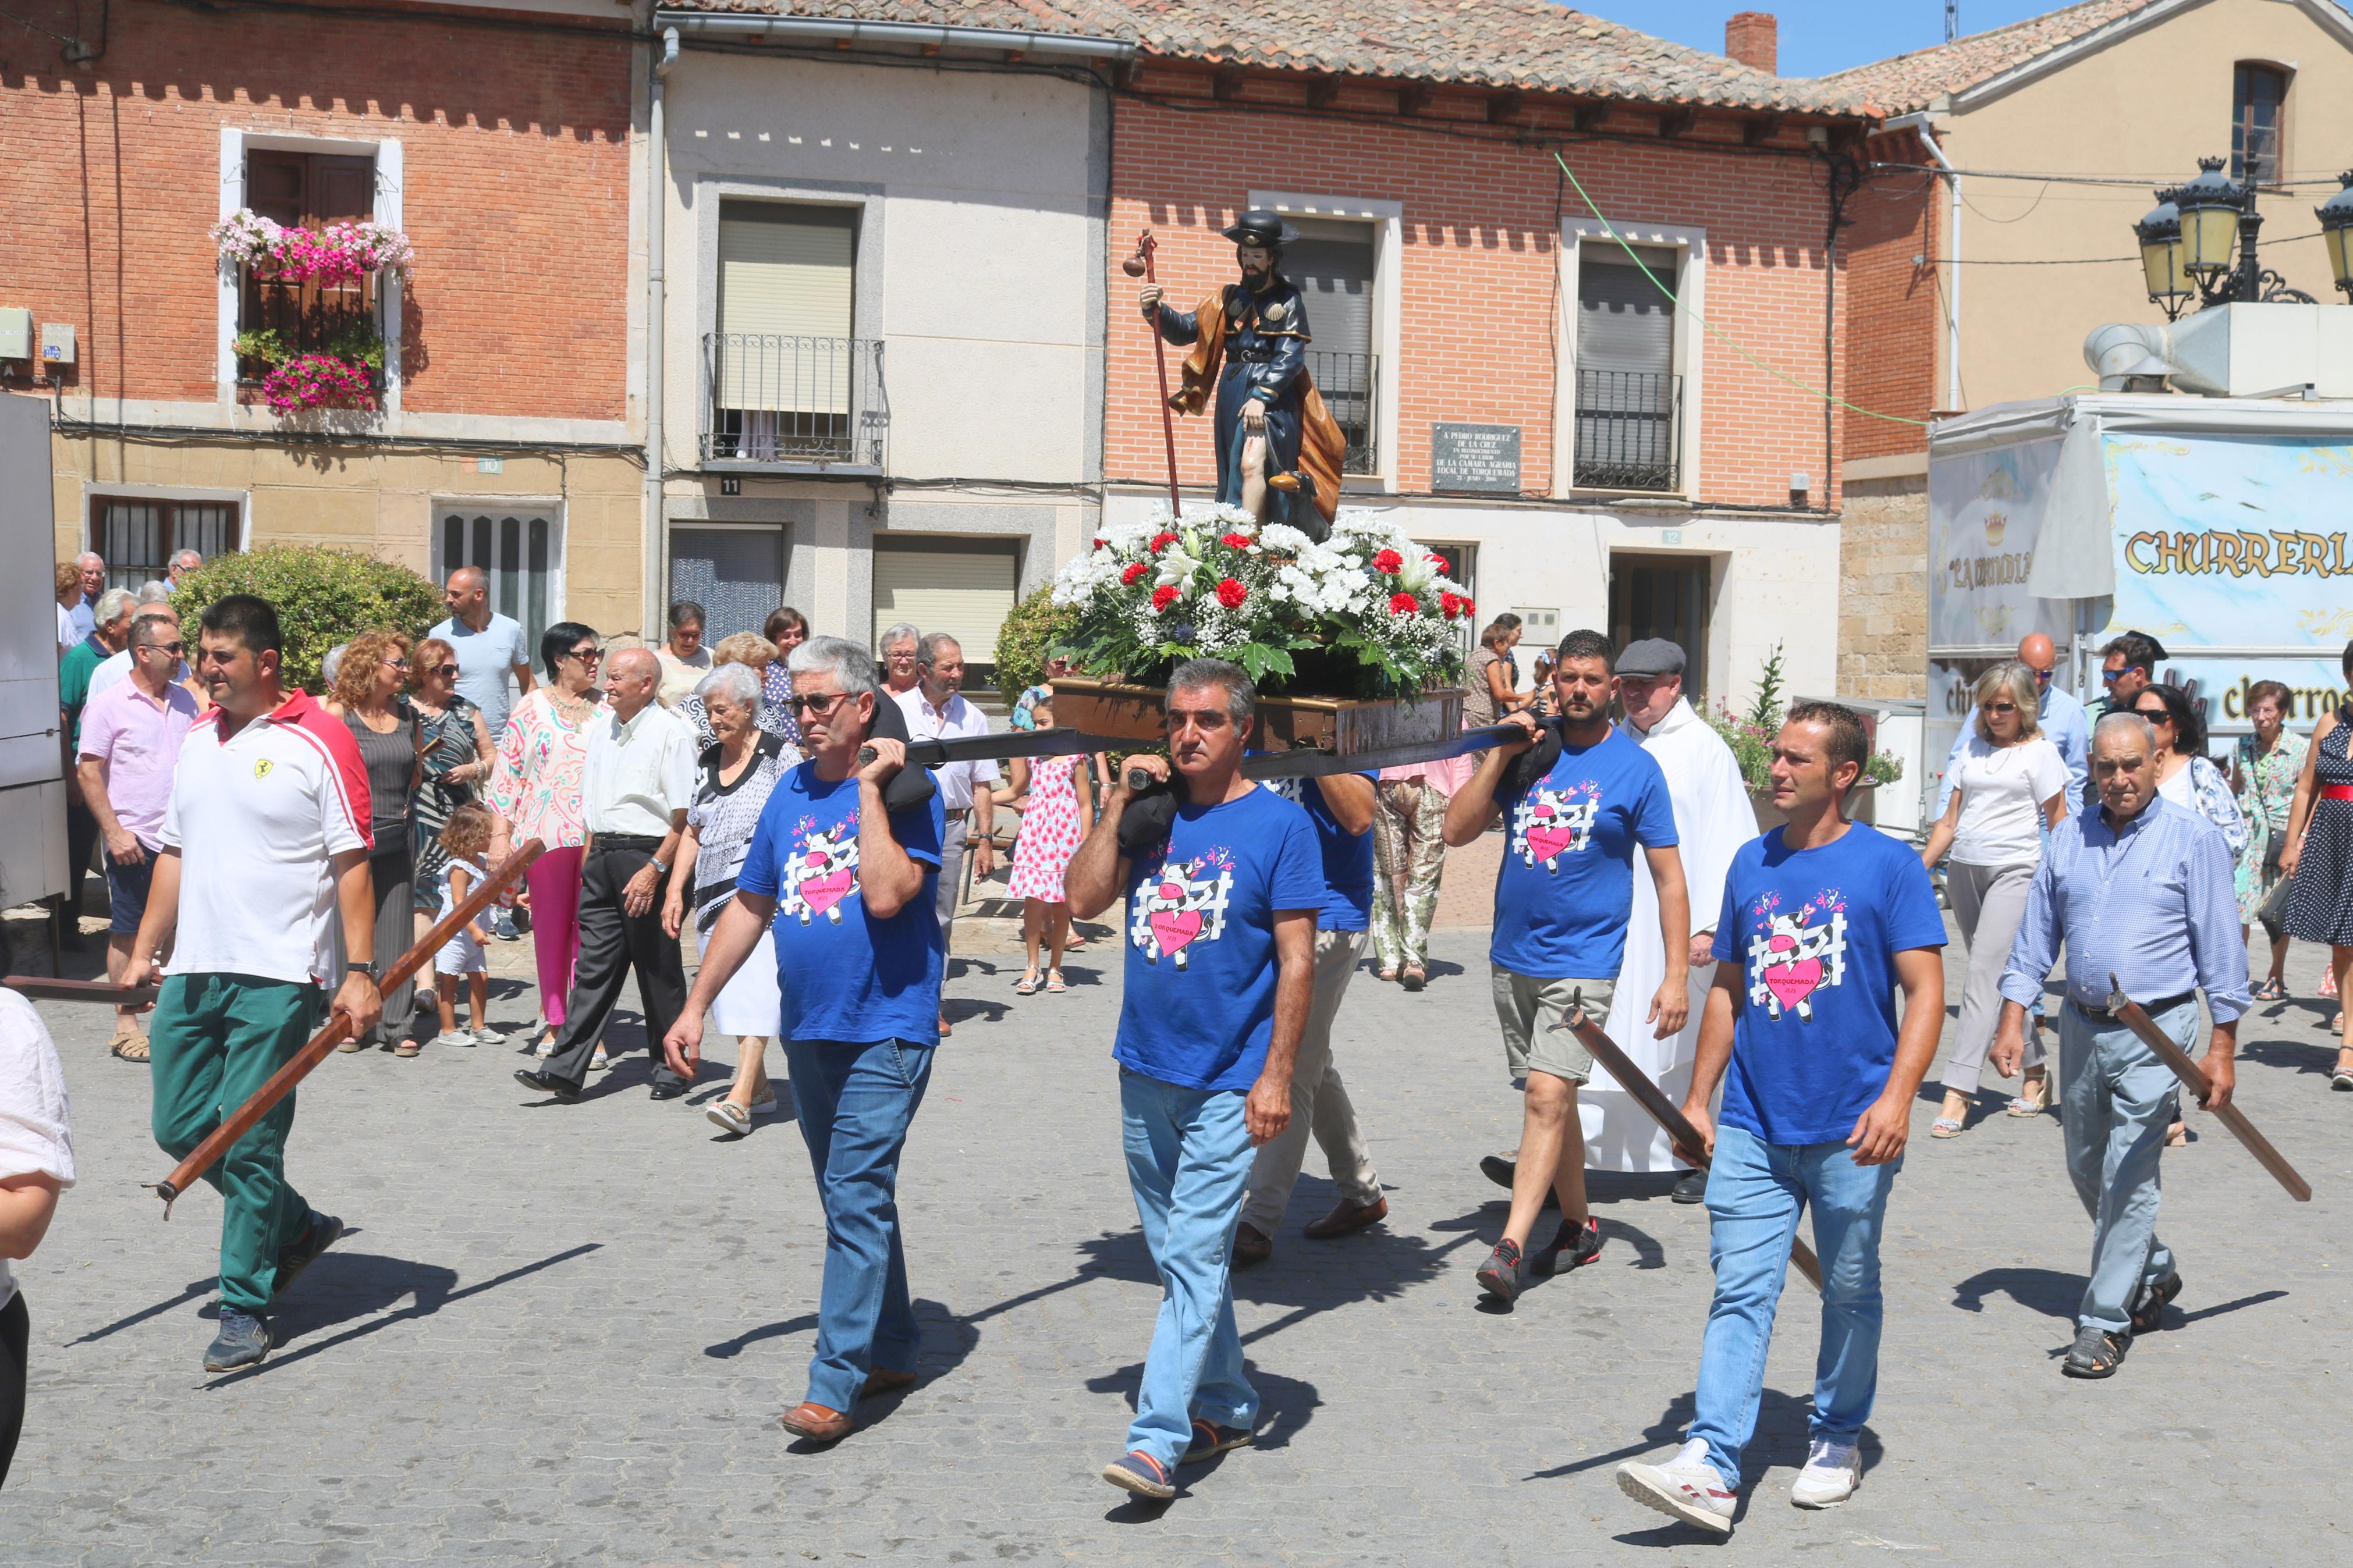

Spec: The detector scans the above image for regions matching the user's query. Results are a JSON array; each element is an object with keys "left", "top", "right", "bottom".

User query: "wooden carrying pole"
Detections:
[
  {"left": 2106, "top": 976, "right": 2312, "bottom": 1202},
  {"left": 1121, "top": 229, "right": 1184, "bottom": 516},
  {"left": 1560, "top": 991, "right": 1826, "bottom": 1292},
  {"left": 3, "top": 976, "right": 158, "bottom": 1007},
  {"left": 144, "top": 838, "right": 546, "bottom": 1219}
]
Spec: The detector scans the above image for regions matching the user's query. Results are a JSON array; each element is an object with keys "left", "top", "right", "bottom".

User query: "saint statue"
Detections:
[{"left": 1137, "top": 209, "right": 1348, "bottom": 541}]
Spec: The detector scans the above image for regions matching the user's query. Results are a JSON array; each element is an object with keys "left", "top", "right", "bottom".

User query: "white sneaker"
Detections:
[
  {"left": 429, "top": 1029, "right": 475, "bottom": 1049},
  {"left": 1790, "top": 1439, "right": 1861, "bottom": 1509},
  {"left": 1617, "top": 1439, "right": 1736, "bottom": 1534},
  {"left": 469, "top": 1026, "right": 504, "bottom": 1048}
]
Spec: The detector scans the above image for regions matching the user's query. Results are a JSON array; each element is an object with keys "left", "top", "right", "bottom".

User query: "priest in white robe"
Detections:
[{"left": 1583, "top": 638, "right": 1756, "bottom": 1196}]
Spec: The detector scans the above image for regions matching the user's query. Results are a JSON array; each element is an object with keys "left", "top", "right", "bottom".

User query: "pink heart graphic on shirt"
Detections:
[
  {"left": 800, "top": 867, "right": 856, "bottom": 914},
  {"left": 1762, "top": 933, "right": 1822, "bottom": 1011},
  {"left": 1527, "top": 826, "right": 1575, "bottom": 862},
  {"left": 1149, "top": 909, "right": 1204, "bottom": 955}
]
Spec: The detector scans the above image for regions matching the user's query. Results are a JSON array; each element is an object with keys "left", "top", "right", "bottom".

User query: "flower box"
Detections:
[{"left": 1049, "top": 675, "right": 1463, "bottom": 756}]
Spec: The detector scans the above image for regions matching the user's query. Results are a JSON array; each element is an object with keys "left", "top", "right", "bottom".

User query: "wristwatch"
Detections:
[
  {"left": 650, "top": 859, "right": 669, "bottom": 879},
  {"left": 347, "top": 960, "right": 378, "bottom": 979}
]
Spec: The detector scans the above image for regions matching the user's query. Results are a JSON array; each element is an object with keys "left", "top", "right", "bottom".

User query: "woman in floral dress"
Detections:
[
  {"left": 409, "top": 637, "right": 496, "bottom": 942},
  {"left": 759, "top": 606, "right": 808, "bottom": 749},
  {"left": 1003, "top": 696, "right": 1091, "bottom": 994},
  {"left": 487, "top": 622, "right": 602, "bottom": 1051},
  {"left": 2230, "top": 680, "right": 2308, "bottom": 1000}
]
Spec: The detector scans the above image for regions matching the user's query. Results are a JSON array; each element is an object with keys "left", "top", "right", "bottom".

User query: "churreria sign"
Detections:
[{"left": 2124, "top": 529, "right": 2353, "bottom": 577}]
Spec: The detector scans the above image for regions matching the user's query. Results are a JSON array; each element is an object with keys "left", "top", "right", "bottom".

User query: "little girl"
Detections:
[
  {"left": 1004, "top": 697, "right": 1092, "bottom": 994},
  {"left": 430, "top": 805, "right": 501, "bottom": 1050}
]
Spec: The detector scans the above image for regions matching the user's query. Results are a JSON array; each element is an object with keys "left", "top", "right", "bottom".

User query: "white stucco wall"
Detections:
[{"left": 1101, "top": 492, "right": 1841, "bottom": 717}]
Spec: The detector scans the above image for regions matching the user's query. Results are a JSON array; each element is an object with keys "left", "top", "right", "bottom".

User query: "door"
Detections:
[
  {"left": 437, "top": 507, "right": 560, "bottom": 650},
  {"left": 1608, "top": 553, "right": 1711, "bottom": 700},
  {"left": 669, "top": 526, "right": 786, "bottom": 644},
  {"left": 871, "top": 539, "right": 1019, "bottom": 685}
]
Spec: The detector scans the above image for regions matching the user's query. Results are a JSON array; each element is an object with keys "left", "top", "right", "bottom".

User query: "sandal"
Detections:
[
  {"left": 2250, "top": 978, "right": 2288, "bottom": 1002},
  {"left": 2007, "top": 1073, "right": 2049, "bottom": 1117},
  {"left": 1045, "top": 969, "right": 1067, "bottom": 994},
  {"left": 2062, "top": 1326, "right": 2129, "bottom": 1379},
  {"left": 1013, "top": 969, "right": 1039, "bottom": 996},
  {"left": 110, "top": 1030, "right": 150, "bottom": 1063},
  {"left": 1930, "top": 1116, "right": 1965, "bottom": 1139}
]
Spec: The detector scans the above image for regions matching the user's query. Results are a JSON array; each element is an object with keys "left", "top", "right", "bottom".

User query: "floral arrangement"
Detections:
[
  {"left": 1048, "top": 502, "right": 1471, "bottom": 698},
  {"left": 211, "top": 209, "right": 413, "bottom": 285},
  {"left": 258, "top": 353, "right": 377, "bottom": 416}
]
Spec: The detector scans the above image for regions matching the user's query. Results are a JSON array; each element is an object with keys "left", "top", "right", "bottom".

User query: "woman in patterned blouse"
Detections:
[{"left": 487, "top": 623, "right": 604, "bottom": 1053}]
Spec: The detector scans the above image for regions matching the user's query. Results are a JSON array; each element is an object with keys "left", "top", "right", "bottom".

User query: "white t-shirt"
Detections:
[
  {"left": 0, "top": 990, "right": 74, "bottom": 1311},
  {"left": 892, "top": 688, "right": 1001, "bottom": 812},
  {"left": 161, "top": 690, "right": 371, "bottom": 985},
  {"left": 1950, "top": 734, "right": 2069, "bottom": 867}
]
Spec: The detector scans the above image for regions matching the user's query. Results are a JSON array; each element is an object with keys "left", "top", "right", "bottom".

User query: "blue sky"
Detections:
[{"left": 1617, "top": 2, "right": 2070, "bottom": 77}]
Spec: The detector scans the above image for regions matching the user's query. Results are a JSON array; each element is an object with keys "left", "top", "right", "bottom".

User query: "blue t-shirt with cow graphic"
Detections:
[
  {"left": 738, "top": 760, "right": 945, "bottom": 1046},
  {"left": 1489, "top": 727, "right": 1678, "bottom": 980},
  {"left": 1116, "top": 783, "right": 1324, "bottom": 1092}
]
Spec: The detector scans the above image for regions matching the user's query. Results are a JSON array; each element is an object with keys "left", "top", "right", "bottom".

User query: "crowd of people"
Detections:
[{"left": 2, "top": 553, "right": 2345, "bottom": 1537}]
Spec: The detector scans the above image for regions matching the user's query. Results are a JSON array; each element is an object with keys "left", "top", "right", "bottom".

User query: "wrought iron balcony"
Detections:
[
  {"left": 1573, "top": 368, "right": 1682, "bottom": 493},
  {"left": 701, "top": 333, "right": 887, "bottom": 468},
  {"left": 1308, "top": 350, "right": 1379, "bottom": 476}
]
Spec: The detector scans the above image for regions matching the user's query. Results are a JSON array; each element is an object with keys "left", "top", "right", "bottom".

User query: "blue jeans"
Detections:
[
  {"left": 1690, "top": 1124, "right": 1899, "bottom": 1491},
  {"left": 2056, "top": 1000, "right": 2188, "bottom": 1335},
  {"left": 783, "top": 1035, "right": 935, "bottom": 1413},
  {"left": 1120, "top": 1069, "right": 1259, "bottom": 1469}
]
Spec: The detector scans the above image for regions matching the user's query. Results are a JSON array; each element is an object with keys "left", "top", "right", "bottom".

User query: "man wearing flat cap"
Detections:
[{"left": 1139, "top": 208, "right": 1347, "bottom": 540}]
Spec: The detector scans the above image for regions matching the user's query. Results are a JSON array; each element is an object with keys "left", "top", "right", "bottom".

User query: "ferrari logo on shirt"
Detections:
[{"left": 253, "top": 759, "right": 274, "bottom": 780}]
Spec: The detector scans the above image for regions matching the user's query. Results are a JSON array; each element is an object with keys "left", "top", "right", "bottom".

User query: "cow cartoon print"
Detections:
[
  {"left": 1509, "top": 781, "right": 1602, "bottom": 873},
  {"left": 1129, "top": 849, "right": 1234, "bottom": 969},
  {"left": 1742, "top": 889, "right": 1849, "bottom": 1022},
  {"left": 780, "top": 817, "right": 861, "bottom": 925}
]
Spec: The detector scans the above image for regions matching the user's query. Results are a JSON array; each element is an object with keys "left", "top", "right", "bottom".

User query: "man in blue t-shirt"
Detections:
[
  {"left": 1445, "top": 629, "right": 1690, "bottom": 1305},
  {"left": 1233, "top": 771, "right": 1387, "bottom": 1267},
  {"left": 1618, "top": 702, "right": 1946, "bottom": 1537},
  {"left": 663, "top": 637, "right": 945, "bottom": 1448},
  {"left": 1066, "top": 658, "right": 1321, "bottom": 1502}
]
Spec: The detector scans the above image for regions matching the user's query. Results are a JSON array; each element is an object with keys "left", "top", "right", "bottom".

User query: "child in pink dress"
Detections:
[{"left": 1004, "top": 697, "right": 1092, "bottom": 994}]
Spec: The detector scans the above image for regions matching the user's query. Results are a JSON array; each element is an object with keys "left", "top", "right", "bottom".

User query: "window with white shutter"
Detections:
[{"left": 870, "top": 540, "right": 1018, "bottom": 674}]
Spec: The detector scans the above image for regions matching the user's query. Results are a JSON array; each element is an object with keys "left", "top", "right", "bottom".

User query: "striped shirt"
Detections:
[{"left": 161, "top": 689, "right": 371, "bottom": 986}]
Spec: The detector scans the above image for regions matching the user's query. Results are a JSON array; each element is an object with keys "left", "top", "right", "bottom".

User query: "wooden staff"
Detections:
[
  {"left": 2, "top": 976, "right": 159, "bottom": 1007},
  {"left": 1121, "top": 229, "right": 1184, "bottom": 517},
  {"left": 1559, "top": 990, "right": 1825, "bottom": 1291},
  {"left": 143, "top": 838, "right": 546, "bottom": 1219},
  {"left": 2106, "top": 975, "right": 2311, "bottom": 1202}
]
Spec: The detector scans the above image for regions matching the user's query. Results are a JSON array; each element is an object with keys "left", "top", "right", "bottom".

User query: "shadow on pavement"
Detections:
[
  {"left": 200, "top": 1242, "right": 602, "bottom": 1389},
  {"left": 1951, "top": 1265, "right": 2083, "bottom": 1321}
]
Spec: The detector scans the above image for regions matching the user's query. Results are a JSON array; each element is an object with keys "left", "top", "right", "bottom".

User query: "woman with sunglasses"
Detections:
[
  {"left": 325, "top": 628, "right": 427, "bottom": 1055},
  {"left": 487, "top": 623, "right": 604, "bottom": 1055},
  {"left": 1919, "top": 661, "right": 2068, "bottom": 1136},
  {"left": 409, "top": 638, "right": 498, "bottom": 995}
]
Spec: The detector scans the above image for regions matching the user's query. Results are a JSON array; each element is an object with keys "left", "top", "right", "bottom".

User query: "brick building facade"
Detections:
[{"left": 1, "top": 0, "right": 647, "bottom": 634}]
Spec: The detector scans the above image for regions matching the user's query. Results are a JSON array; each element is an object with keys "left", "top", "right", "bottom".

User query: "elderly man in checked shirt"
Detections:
[{"left": 1991, "top": 711, "right": 2249, "bottom": 1382}]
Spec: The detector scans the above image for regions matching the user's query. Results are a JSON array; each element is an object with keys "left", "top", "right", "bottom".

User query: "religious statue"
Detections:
[{"left": 1135, "top": 209, "right": 1347, "bottom": 541}]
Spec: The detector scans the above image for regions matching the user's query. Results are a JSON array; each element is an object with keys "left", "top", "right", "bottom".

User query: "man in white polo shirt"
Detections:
[
  {"left": 893, "top": 633, "right": 998, "bottom": 1038},
  {"left": 516, "top": 646, "right": 698, "bottom": 1103},
  {"left": 123, "top": 594, "right": 382, "bottom": 1373}
]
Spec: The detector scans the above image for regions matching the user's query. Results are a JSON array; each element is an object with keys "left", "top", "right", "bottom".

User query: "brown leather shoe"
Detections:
[
  {"left": 781, "top": 1401, "right": 853, "bottom": 1442},
  {"left": 860, "top": 1368, "right": 918, "bottom": 1401},
  {"left": 1303, "top": 1196, "right": 1389, "bottom": 1240},
  {"left": 1232, "top": 1221, "right": 1273, "bottom": 1268}
]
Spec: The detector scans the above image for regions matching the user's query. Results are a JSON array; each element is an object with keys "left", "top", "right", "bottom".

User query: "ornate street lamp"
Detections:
[
  {"left": 2135, "top": 198, "right": 2194, "bottom": 319},
  {"left": 2316, "top": 172, "right": 2353, "bottom": 297},
  {"left": 2132, "top": 155, "right": 2315, "bottom": 313}
]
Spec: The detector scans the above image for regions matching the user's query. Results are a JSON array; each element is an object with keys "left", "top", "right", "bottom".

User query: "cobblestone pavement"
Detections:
[{"left": 6, "top": 900, "right": 2352, "bottom": 1566}]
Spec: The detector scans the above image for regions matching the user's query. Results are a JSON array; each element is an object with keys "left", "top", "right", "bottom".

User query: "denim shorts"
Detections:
[{"left": 105, "top": 842, "right": 159, "bottom": 936}]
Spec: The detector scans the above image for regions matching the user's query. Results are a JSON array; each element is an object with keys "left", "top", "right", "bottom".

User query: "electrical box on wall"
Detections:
[
  {"left": 0, "top": 310, "right": 29, "bottom": 360},
  {"left": 1511, "top": 606, "right": 1561, "bottom": 645},
  {"left": 40, "top": 323, "right": 75, "bottom": 364}
]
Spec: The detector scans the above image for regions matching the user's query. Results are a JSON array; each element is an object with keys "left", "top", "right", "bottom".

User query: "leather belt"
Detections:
[
  {"left": 2072, "top": 991, "right": 2195, "bottom": 1025},
  {"left": 591, "top": 833, "right": 663, "bottom": 852},
  {"left": 2323, "top": 784, "right": 2353, "bottom": 802},
  {"left": 943, "top": 807, "right": 971, "bottom": 822}
]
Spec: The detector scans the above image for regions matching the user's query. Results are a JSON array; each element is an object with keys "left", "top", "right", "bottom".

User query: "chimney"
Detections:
[{"left": 1725, "top": 11, "right": 1777, "bottom": 74}]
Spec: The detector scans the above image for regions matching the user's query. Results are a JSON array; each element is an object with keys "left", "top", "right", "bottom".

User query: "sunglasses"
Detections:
[
  {"left": 2135, "top": 708, "right": 2174, "bottom": 724},
  {"left": 430, "top": 662, "right": 459, "bottom": 678},
  {"left": 562, "top": 648, "right": 602, "bottom": 665},
  {"left": 2100, "top": 666, "right": 2144, "bottom": 684},
  {"left": 384, "top": 657, "right": 410, "bottom": 672},
  {"left": 1982, "top": 701, "right": 2018, "bottom": 714},
  {"left": 140, "top": 641, "right": 185, "bottom": 657},
  {"left": 2032, "top": 667, "right": 2053, "bottom": 683},
  {"left": 784, "top": 691, "right": 853, "bottom": 716}
]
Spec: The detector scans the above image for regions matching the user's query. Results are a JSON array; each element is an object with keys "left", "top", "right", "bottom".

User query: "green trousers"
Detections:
[{"left": 149, "top": 973, "right": 322, "bottom": 1314}]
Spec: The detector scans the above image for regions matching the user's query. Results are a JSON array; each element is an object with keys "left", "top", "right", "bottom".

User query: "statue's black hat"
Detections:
[{"left": 1221, "top": 208, "right": 1300, "bottom": 248}]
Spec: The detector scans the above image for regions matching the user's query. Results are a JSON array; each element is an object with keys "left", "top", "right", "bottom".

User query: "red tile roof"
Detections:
[
  {"left": 1809, "top": 0, "right": 2164, "bottom": 114},
  {"left": 656, "top": 0, "right": 1880, "bottom": 114}
]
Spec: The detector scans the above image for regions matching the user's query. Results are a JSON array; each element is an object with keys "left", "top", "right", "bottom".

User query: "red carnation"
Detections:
[
  {"left": 1216, "top": 577, "right": 1248, "bottom": 608},
  {"left": 1439, "top": 591, "right": 1463, "bottom": 619},
  {"left": 1372, "top": 548, "right": 1404, "bottom": 574},
  {"left": 1389, "top": 591, "right": 1420, "bottom": 615},
  {"left": 1462, "top": 596, "right": 1475, "bottom": 616},
  {"left": 1151, "top": 584, "right": 1181, "bottom": 611},
  {"left": 1425, "top": 552, "right": 1448, "bottom": 567},
  {"left": 1092, "top": 537, "right": 1109, "bottom": 550},
  {"left": 1220, "top": 531, "right": 1254, "bottom": 550},
  {"left": 1149, "top": 531, "right": 1179, "bottom": 553},
  {"left": 1122, "top": 561, "right": 1149, "bottom": 585}
]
